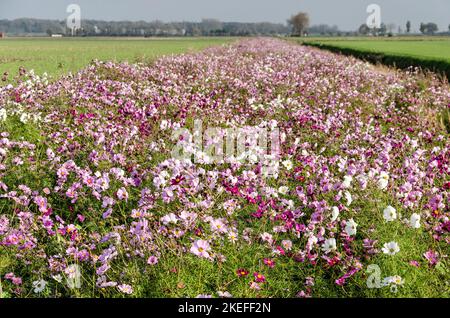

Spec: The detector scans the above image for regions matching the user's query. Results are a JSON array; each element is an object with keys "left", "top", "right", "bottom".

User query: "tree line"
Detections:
[
  {"left": 0, "top": 18, "right": 290, "bottom": 36},
  {"left": 358, "top": 20, "right": 449, "bottom": 36},
  {"left": 1, "top": 16, "right": 449, "bottom": 37}
]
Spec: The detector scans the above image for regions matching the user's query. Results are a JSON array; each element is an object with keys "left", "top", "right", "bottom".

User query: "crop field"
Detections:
[
  {"left": 299, "top": 37, "right": 450, "bottom": 79},
  {"left": 0, "top": 37, "right": 235, "bottom": 81},
  {"left": 0, "top": 38, "right": 449, "bottom": 298},
  {"left": 300, "top": 37, "right": 450, "bottom": 62}
]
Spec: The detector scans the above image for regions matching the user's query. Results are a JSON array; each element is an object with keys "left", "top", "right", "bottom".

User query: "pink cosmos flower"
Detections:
[
  {"left": 423, "top": 250, "right": 439, "bottom": 267},
  {"left": 102, "top": 208, "right": 113, "bottom": 219},
  {"left": 147, "top": 256, "right": 158, "bottom": 265},
  {"left": 116, "top": 187, "right": 129, "bottom": 201},
  {"left": 12, "top": 276, "right": 22, "bottom": 286},
  {"left": 409, "top": 260, "right": 420, "bottom": 268},
  {"left": 210, "top": 219, "right": 227, "bottom": 233},
  {"left": 117, "top": 284, "right": 133, "bottom": 294},
  {"left": 281, "top": 240, "right": 293, "bottom": 251},
  {"left": 249, "top": 281, "right": 261, "bottom": 290},
  {"left": 190, "top": 240, "right": 211, "bottom": 258}
]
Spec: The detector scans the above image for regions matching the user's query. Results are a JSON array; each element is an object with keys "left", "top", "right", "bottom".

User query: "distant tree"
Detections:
[
  {"left": 448, "top": 24, "right": 450, "bottom": 33},
  {"left": 200, "top": 19, "right": 223, "bottom": 35},
  {"left": 420, "top": 23, "right": 426, "bottom": 34},
  {"left": 428, "top": 23, "right": 438, "bottom": 34},
  {"left": 406, "top": 21, "right": 411, "bottom": 33},
  {"left": 287, "top": 12, "right": 310, "bottom": 36},
  {"left": 308, "top": 24, "right": 339, "bottom": 36},
  {"left": 420, "top": 22, "right": 438, "bottom": 35},
  {"left": 46, "top": 28, "right": 53, "bottom": 36},
  {"left": 358, "top": 24, "right": 370, "bottom": 35},
  {"left": 387, "top": 23, "right": 396, "bottom": 34},
  {"left": 0, "top": 17, "right": 292, "bottom": 37},
  {"left": 378, "top": 23, "right": 387, "bottom": 36}
]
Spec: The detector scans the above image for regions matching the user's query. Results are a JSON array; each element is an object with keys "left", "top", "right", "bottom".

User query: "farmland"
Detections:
[
  {"left": 0, "top": 37, "right": 449, "bottom": 298},
  {"left": 299, "top": 37, "right": 450, "bottom": 62},
  {"left": 298, "top": 37, "right": 450, "bottom": 79},
  {"left": 0, "top": 37, "right": 235, "bottom": 81}
]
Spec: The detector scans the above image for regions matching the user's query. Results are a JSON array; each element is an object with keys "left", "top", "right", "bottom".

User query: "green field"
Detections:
[
  {"left": 300, "top": 37, "right": 450, "bottom": 62},
  {"left": 296, "top": 37, "right": 450, "bottom": 79},
  {"left": 0, "top": 37, "right": 234, "bottom": 81}
]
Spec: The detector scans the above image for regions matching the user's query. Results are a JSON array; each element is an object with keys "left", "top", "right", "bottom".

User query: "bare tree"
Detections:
[
  {"left": 288, "top": 12, "right": 310, "bottom": 36},
  {"left": 406, "top": 21, "right": 411, "bottom": 33}
]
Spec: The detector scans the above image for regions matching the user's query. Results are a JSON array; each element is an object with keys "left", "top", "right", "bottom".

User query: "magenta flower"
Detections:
[
  {"left": 253, "top": 272, "right": 266, "bottom": 283},
  {"left": 263, "top": 258, "right": 275, "bottom": 268},
  {"left": 236, "top": 268, "right": 249, "bottom": 277}
]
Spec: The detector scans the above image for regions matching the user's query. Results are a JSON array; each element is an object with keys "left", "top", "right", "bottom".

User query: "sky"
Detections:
[{"left": 0, "top": 0, "right": 449, "bottom": 32}]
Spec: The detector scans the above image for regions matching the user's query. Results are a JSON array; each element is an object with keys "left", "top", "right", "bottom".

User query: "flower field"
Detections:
[{"left": 0, "top": 38, "right": 449, "bottom": 298}]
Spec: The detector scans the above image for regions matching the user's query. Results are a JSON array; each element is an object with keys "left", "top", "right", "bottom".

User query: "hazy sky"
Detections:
[{"left": 0, "top": 0, "right": 449, "bottom": 32}]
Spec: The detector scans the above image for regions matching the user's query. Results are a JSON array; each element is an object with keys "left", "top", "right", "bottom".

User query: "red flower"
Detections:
[
  {"left": 236, "top": 268, "right": 249, "bottom": 277},
  {"left": 253, "top": 272, "right": 266, "bottom": 283}
]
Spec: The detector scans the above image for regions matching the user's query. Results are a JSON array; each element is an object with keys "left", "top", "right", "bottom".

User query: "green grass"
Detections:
[
  {"left": 295, "top": 37, "right": 450, "bottom": 79},
  {"left": 299, "top": 37, "right": 450, "bottom": 62},
  {"left": 0, "top": 37, "right": 235, "bottom": 81}
]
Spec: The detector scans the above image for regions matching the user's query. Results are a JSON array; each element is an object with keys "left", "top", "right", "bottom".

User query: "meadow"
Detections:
[
  {"left": 299, "top": 37, "right": 450, "bottom": 79},
  {"left": 0, "top": 37, "right": 449, "bottom": 298},
  {"left": 299, "top": 37, "right": 450, "bottom": 61},
  {"left": 0, "top": 37, "right": 235, "bottom": 81}
]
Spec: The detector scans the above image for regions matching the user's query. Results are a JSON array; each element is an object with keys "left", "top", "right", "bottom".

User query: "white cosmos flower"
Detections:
[
  {"left": 344, "top": 191, "right": 353, "bottom": 206},
  {"left": 345, "top": 218, "right": 358, "bottom": 236},
  {"left": 52, "top": 274, "right": 63, "bottom": 283},
  {"left": 160, "top": 119, "right": 169, "bottom": 130},
  {"left": 342, "top": 175, "right": 353, "bottom": 189},
  {"left": 382, "top": 275, "right": 404, "bottom": 286},
  {"left": 382, "top": 241, "right": 400, "bottom": 255},
  {"left": 410, "top": 213, "right": 421, "bottom": 229},
  {"left": 161, "top": 213, "right": 178, "bottom": 225},
  {"left": 20, "top": 113, "right": 29, "bottom": 124},
  {"left": 0, "top": 108, "right": 7, "bottom": 121},
  {"left": 383, "top": 206, "right": 397, "bottom": 222},
  {"left": 321, "top": 238, "right": 337, "bottom": 254},
  {"left": 377, "top": 171, "right": 389, "bottom": 190},
  {"left": 278, "top": 186, "right": 289, "bottom": 195},
  {"left": 282, "top": 159, "right": 293, "bottom": 171},
  {"left": 217, "top": 291, "right": 232, "bottom": 298},
  {"left": 331, "top": 206, "right": 340, "bottom": 222},
  {"left": 32, "top": 279, "right": 47, "bottom": 293}
]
